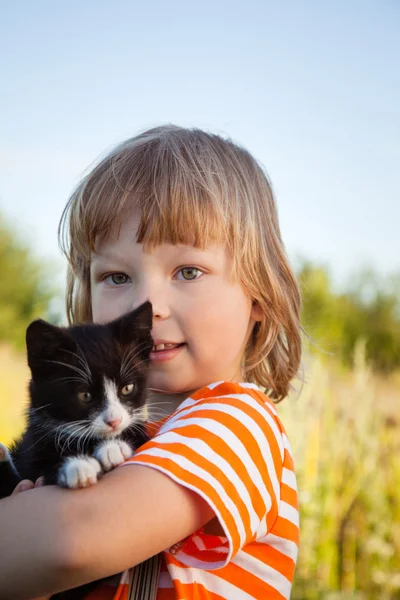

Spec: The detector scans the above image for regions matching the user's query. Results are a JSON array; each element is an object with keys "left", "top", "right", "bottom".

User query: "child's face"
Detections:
[{"left": 90, "top": 211, "right": 261, "bottom": 394}]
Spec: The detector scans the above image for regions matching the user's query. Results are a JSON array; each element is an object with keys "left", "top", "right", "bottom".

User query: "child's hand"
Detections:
[
  {"left": 12, "top": 477, "right": 52, "bottom": 600},
  {"left": 11, "top": 476, "right": 45, "bottom": 494}
]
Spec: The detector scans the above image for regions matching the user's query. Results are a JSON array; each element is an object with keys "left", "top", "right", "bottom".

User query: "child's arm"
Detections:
[{"left": 0, "top": 464, "right": 214, "bottom": 599}]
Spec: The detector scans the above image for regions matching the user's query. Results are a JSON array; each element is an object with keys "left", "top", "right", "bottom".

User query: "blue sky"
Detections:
[{"left": 1, "top": 0, "right": 399, "bottom": 292}]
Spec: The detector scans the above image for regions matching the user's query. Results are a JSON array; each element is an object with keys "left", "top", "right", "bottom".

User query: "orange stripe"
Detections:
[
  {"left": 272, "top": 515, "right": 300, "bottom": 546},
  {"left": 178, "top": 396, "right": 284, "bottom": 481},
  {"left": 137, "top": 434, "right": 253, "bottom": 535},
  {"left": 243, "top": 542, "right": 296, "bottom": 581},
  {"left": 129, "top": 454, "right": 241, "bottom": 554},
  {"left": 145, "top": 422, "right": 267, "bottom": 523},
  {"left": 173, "top": 581, "right": 227, "bottom": 600},
  {"left": 281, "top": 482, "right": 298, "bottom": 509},
  {"left": 203, "top": 560, "right": 287, "bottom": 600},
  {"left": 165, "top": 402, "right": 281, "bottom": 513},
  {"left": 283, "top": 449, "right": 295, "bottom": 471}
]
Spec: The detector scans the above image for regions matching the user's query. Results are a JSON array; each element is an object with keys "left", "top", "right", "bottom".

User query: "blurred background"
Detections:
[{"left": 1, "top": 1, "right": 399, "bottom": 598}]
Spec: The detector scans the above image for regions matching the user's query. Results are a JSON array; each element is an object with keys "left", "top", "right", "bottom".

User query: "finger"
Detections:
[
  {"left": 35, "top": 476, "right": 45, "bottom": 487},
  {"left": 12, "top": 479, "right": 35, "bottom": 495}
]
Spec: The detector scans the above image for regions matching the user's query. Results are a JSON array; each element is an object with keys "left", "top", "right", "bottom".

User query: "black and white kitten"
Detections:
[
  {"left": 0, "top": 301, "right": 154, "bottom": 599},
  {"left": 0, "top": 301, "right": 153, "bottom": 497}
]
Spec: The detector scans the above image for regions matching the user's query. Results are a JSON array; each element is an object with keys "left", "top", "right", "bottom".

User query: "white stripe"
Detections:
[
  {"left": 232, "top": 551, "right": 292, "bottom": 599},
  {"left": 164, "top": 393, "right": 284, "bottom": 464},
  {"left": 176, "top": 548, "right": 229, "bottom": 569},
  {"left": 258, "top": 532, "right": 299, "bottom": 562},
  {"left": 282, "top": 433, "right": 293, "bottom": 454},
  {"left": 158, "top": 571, "right": 174, "bottom": 588},
  {"left": 167, "top": 563, "right": 264, "bottom": 600},
  {"left": 192, "top": 535, "right": 208, "bottom": 551},
  {"left": 131, "top": 446, "right": 246, "bottom": 546},
  {"left": 220, "top": 394, "right": 284, "bottom": 461},
  {"left": 282, "top": 467, "right": 297, "bottom": 490},
  {"left": 280, "top": 501, "right": 299, "bottom": 527},
  {"left": 263, "top": 400, "right": 279, "bottom": 418},
  {"left": 160, "top": 400, "right": 282, "bottom": 502},
  {"left": 255, "top": 514, "right": 268, "bottom": 539},
  {"left": 119, "top": 570, "right": 130, "bottom": 584},
  {"left": 207, "top": 380, "right": 224, "bottom": 390},
  {"left": 154, "top": 416, "right": 272, "bottom": 513},
  {"left": 236, "top": 382, "right": 261, "bottom": 392},
  {"left": 149, "top": 430, "right": 261, "bottom": 535}
]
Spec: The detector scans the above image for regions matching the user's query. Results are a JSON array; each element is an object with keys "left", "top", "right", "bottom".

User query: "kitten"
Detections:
[
  {"left": 0, "top": 301, "right": 153, "bottom": 495},
  {"left": 0, "top": 301, "right": 154, "bottom": 599}
]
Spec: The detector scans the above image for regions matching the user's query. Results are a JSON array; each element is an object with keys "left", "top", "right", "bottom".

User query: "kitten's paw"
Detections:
[
  {"left": 0, "top": 443, "right": 10, "bottom": 462},
  {"left": 58, "top": 456, "right": 102, "bottom": 489},
  {"left": 94, "top": 440, "right": 133, "bottom": 471}
]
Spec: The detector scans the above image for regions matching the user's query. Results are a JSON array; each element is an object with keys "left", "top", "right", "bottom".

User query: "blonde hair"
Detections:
[{"left": 59, "top": 125, "right": 301, "bottom": 401}]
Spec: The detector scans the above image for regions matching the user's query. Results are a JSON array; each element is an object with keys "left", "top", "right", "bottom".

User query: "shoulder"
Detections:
[{"left": 161, "top": 381, "right": 285, "bottom": 449}]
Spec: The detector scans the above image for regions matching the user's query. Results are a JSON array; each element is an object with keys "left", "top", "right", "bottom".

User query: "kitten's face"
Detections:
[{"left": 26, "top": 302, "right": 153, "bottom": 440}]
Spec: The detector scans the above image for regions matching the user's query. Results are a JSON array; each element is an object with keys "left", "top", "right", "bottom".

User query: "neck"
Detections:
[{"left": 146, "top": 388, "right": 191, "bottom": 421}]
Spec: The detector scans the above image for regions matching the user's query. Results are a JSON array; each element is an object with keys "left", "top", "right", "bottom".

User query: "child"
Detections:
[{"left": 0, "top": 125, "right": 301, "bottom": 599}]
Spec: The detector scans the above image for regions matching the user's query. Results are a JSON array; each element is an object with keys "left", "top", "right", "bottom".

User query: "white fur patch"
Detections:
[
  {"left": 94, "top": 439, "right": 133, "bottom": 471},
  {"left": 58, "top": 455, "right": 102, "bottom": 489},
  {"left": 91, "top": 377, "right": 131, "bottom": 437}
]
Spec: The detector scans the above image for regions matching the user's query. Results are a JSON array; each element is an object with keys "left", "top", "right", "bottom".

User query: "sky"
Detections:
[{"left": 1, "top": 0, "right": 399, "bottom": 296}]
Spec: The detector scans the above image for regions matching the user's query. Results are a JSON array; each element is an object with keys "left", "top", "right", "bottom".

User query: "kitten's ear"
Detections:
[
  {"left": 109, "top": 301, "right": 153, "bottom": 353},
  {"left": 26, "top": 320, "right": 78, "bottom": 374}
]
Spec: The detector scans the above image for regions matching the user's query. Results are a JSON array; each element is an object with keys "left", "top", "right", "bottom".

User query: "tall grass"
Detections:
[
  {"left": 280, "top": 342, "right": 400, "bottom": 599},
  {"left": 0, "top": 343, "right": 399, "bottom": 598}
]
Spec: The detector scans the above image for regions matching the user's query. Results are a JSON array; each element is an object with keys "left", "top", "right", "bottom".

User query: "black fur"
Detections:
[{"left": 0, "top": 301, "right": 154, "bottom": 598}]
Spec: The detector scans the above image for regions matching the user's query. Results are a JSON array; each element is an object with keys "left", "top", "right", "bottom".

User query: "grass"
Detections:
[{"left": 1, "top": 342, "right": 399, "bottom": 599}]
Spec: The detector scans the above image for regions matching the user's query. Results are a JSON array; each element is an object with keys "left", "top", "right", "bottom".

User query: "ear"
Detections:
[
  {"left": 250, "top": 300, "right": 264, "bottom": 322},
  {"left": 109, "top": 301, "right": 153, "bottom": 355},
  {"left": 26, "top": 320, "right": 78, "bottom": 375}
]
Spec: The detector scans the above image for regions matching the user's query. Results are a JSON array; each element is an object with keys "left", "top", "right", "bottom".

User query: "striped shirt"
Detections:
[{"left": 87, "top": 381, "right": 299, "bottom": 599}]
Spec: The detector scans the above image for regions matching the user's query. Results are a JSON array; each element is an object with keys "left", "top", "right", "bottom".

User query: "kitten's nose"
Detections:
[{"left": 105, "top": 416, "right": 122, "bottom": 430}]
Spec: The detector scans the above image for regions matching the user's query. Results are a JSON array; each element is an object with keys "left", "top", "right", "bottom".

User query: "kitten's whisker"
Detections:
[
  {"left": 146, "top": 410, "right": 169, "bottom": 420},
  {"left": 51, "top": 376, "right": 88, "bottom": 385},
  {"left": 28, "top": 404, "right": 52, "bottom": 414},
  {"left": 120, "top": 341, "right": 151, "bottom": 379},
  {"left": 42, "top": 359, "right": 91, "bottom": 383},
  {"left": 57, "top": 424, "right": 89, "bottom": 454},
  {"left": 19, "top": 428, "right": 55, "bottom": 454},
  {"left": 60, "top": 349, "right": 92, "bottom": 381}
]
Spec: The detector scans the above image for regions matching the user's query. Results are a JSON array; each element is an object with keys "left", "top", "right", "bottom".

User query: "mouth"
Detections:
[
  {"left": 150, "top": 342, "right": 186, "bottom": 362},
  {"left": 151, "top": 342, "right": 185, "bottom": 352}
]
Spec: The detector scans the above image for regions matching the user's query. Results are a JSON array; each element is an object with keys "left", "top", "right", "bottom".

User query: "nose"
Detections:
[
  {"left": 134, "top": 277, "right": 170, "bottom": 320},
  {"left": 104, "top": 416, "right": 122, "bottom": 430}
]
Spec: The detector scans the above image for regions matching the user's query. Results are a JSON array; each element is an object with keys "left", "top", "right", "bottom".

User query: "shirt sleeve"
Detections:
[{"left": 120, "top": 383, "right": 285, "bottom": 569}]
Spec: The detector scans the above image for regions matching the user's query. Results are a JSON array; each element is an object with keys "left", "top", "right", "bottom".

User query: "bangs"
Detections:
[{"left": 61, "top": 127, "right": 243, "bottom": 266}]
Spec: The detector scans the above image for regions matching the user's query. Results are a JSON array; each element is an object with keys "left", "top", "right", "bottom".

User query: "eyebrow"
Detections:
[{"left": 90, "top": 250, "right": 133, "bottom": 266}]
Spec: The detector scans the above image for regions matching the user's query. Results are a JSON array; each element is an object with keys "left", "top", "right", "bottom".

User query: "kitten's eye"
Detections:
[
  {"left": 121, "top": 383, "right": 135, "bottom": 396},
  {"left": 78, "top": 391, "right": 92, "bottom": 402}
]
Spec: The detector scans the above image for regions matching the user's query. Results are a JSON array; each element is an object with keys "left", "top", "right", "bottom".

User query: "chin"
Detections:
[{"left": 149, "top": 375, "right": 203, "bottom": 395}]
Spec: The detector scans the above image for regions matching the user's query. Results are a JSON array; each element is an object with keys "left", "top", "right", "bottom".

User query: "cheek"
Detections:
[
  {"left": 91, "top": 290, "right": 129, "bottom": 324},
  {"left": 187, "top": 289, "right": 252, "bottom": 351}
]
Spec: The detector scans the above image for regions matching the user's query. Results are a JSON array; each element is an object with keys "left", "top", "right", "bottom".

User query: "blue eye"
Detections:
[{"left": 176, "top": 267, "right": 202, "bottom": 281}]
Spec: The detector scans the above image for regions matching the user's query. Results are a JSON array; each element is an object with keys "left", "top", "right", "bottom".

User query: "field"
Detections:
[{"left": 1, "top": 343, "right": 399, "bottom": 599}]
